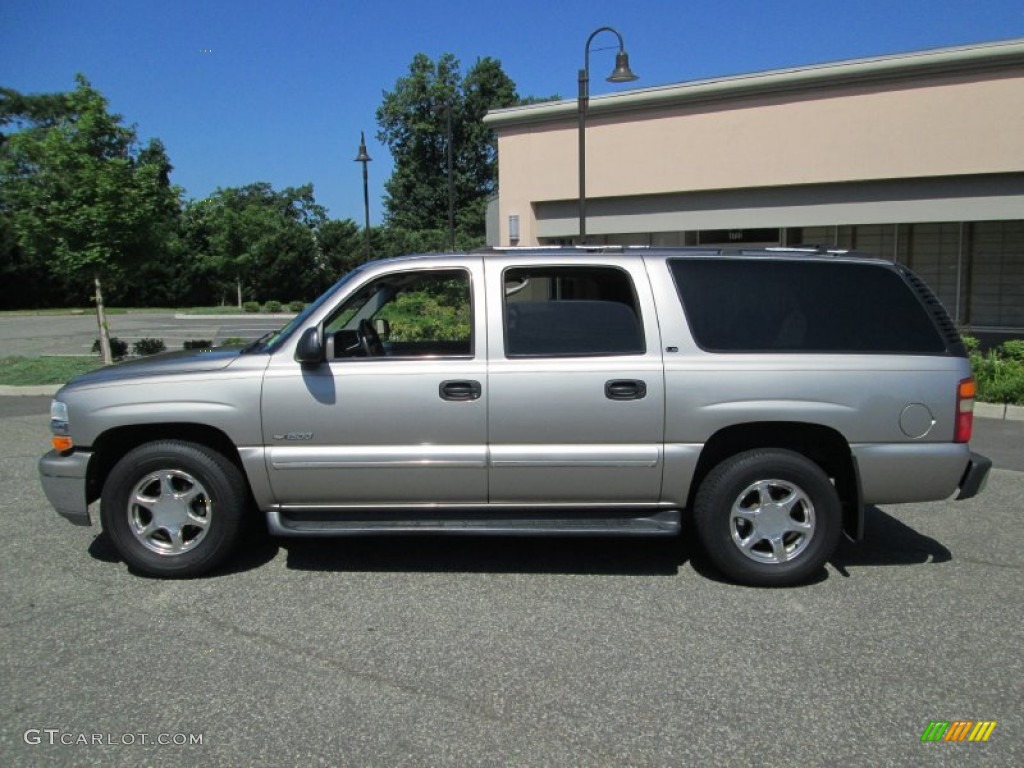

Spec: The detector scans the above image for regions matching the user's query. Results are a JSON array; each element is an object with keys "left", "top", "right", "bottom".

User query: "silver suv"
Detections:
[{"left": 39, "top": 247, "right": 991, "bottom": 586}]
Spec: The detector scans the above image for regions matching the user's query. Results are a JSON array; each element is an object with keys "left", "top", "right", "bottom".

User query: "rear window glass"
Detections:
[
  {"left": 669, "top": 259, "right": 947, "bottom": 354},
  {"left": 503, "top": 266, "right": 644, "bottom": 357}
]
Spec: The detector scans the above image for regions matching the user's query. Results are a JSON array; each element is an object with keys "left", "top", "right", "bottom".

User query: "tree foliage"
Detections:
[
  {"left": 177, "top": 182, "right": 368, "bottom": 304},
  {"left": 376, "top": 53, "right": 519, "bottom": 243},
  {"left": 0, "top": 76, "right": 181, "bottom": 310}
]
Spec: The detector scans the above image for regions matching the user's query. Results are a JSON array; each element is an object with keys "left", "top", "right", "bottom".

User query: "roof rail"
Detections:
[
  {"left": 470, "top": 244, "right": 876, "bottom": 259},
  {"left": 473, "top": 245, "right": 630, "bottom": 254}
]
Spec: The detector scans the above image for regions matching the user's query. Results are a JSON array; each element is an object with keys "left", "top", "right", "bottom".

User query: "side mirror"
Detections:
[
  {"left": 294, "top": 327, "right": 324, "bottom": 365},
  {"left": 374, "top": 318, "right": 391, "bottom": 340}
]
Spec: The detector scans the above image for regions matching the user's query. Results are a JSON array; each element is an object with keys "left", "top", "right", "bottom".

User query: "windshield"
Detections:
[{"left": 256, "top": 267, "right": 366, "bottom": 353}]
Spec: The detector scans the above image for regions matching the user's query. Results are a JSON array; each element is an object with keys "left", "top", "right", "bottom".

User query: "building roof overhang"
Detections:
[{"left": 483, "top": 37, "right": 1024, "bottom": 129}]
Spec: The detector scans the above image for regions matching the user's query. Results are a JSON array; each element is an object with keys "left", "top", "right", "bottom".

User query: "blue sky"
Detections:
[{"left": 2, "top": 0, "right": 1022, "bottom": 225}]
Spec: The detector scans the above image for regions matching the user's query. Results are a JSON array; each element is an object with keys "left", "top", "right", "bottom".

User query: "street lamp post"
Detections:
[
  {"left": 440, "top": 102, "right": 456, "bottom": 252},
  {"left": 446, "top": 102, "right": 454, "bottom": 250},
  {"left": 578, "top": 26, "right": 638, "bottom": 244},
  {"left": 354, "top": 131, "right": 372, "bottom": 260}
]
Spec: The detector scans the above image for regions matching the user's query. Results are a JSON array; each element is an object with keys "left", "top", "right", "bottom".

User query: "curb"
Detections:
[
  {"left": 0, "top": 385, "right": 61, "bottom": 397},
  {"left": 173, "top": 313, "right": 297, "bottom": 320},
  {"left": 975, "top": 402, "right": 1024, "bottom": 421}
]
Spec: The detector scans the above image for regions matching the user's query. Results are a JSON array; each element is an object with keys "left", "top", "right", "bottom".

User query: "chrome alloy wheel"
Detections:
[
  {"left": 729, "top": 479, "right": 815, "bottom": 564},
  {"left": 127, "top": 470, "right": 212, "bottom": 556}
]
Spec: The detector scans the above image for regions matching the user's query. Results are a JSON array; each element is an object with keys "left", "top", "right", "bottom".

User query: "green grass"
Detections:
[
  {"left": 0, "top": 305, "right": 296, "bottom": 317},
  {"left": 0, "top": 356, "right": 105, "bottom": 386},
  {"left": 0, "top": 307, "right": 181, "bottom": 317}
]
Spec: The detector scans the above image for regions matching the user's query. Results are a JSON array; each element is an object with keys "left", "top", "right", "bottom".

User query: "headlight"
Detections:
[
  {"left": 49, "top": 400, "right": 73, "bottom": 452},
  {"left": 50, "top": 400, "right": 69, "bottom": 433}
]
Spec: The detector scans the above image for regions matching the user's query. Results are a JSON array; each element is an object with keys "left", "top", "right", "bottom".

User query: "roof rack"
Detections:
[
  {"left": 473, "top": 245, "right": 631, "bottom": 254},
  {"left": 474, "top": 244, "right": 857, "bottom": 257}
]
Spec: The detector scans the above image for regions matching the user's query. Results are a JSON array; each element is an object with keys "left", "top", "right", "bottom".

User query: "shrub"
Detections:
[
  {"left": 1001, "top": 339, "right": 1024, "bottom": 363},
  {"left": 133, "top": 338, "right": 166, "bottom": 356},
  {"left": 264, "top": 300, "right": 282, "bottom": 313},
  {"left": 183, "top": 339, "right": 213, "bottom": 350},
  {"left": 965, "top": 335, "right": 1024, "bottom": 405},
  {"left": 289, "top": 300, "right": 306, "bottom": 312},
  {"left": 219, "top": 336, "right": 246, "bottom": 346},
  {"left": 92, "top": 337, "right": 128, "bottom": 360},
  {"left": 242, "top": 301, "right": 260, "bottom": 313}
]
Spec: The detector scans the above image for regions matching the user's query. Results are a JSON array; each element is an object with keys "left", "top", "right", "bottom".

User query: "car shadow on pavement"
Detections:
[
  {"left": 281, "top": 534, "right": 692, "bottom": 576},
  {"left": 87, "top": 531, "right": 280, "bottom": 578},
  {"left": 830, "top": 505, "right": 952, "bottom": 575},
  {"left": 86, "top": 505, "right": 950, "bottom": 581}
]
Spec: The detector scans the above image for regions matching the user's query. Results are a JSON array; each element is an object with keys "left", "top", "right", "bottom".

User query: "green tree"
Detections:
[
  {"left": 375, "top": 53, "right": 520, "bottom": 244},
  {"left": 316, "top": 218, "right": 365, "bottom": 282},
  {"left": 0, "top": 76, "right": 181, "bottom": 360},
  {"left": 185, "top": 182, "right": 332, "bottom": 304}
]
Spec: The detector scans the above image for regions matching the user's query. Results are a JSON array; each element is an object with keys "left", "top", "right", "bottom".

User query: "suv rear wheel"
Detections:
[
  {"left": 100, "top": 440, "right": 247, "bottom": 577},
  {"left": 695, "top": 449, "right": 841, "bottom": 586}
]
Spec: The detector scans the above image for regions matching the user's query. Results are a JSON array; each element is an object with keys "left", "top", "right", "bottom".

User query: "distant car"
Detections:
[{"left": 39, "top": 247, "right": 990, "bottom": 585}]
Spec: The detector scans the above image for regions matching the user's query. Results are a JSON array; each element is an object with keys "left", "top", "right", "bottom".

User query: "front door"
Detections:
[{"left": 262, "top": 261, "right": 487, "bottom": 507}]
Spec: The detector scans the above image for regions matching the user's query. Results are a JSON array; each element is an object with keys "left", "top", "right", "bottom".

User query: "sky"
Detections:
[{"left": 2, "top": 0, "right": 1022, "bottom": 225}]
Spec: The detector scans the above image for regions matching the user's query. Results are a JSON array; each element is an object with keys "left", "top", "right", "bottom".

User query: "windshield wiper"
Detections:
[{"left": 240, "top": 331, "right": 275, "bottom": 354}]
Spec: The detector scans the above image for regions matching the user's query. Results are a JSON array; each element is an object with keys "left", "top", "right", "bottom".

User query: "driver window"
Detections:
[{"left": 324, "top": 269, "right": 472, "bottom": 359}]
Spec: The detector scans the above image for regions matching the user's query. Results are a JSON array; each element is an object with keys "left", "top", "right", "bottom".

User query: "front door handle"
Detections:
[
  {"left": 605, "top": 379, "right": 647, "bottom": 400},
  {"left": 440, "top": 380, "right": 482, "bottom": 401}
]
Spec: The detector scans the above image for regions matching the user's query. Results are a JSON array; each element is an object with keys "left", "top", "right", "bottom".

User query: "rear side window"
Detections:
[
  {"left": 669, "top": 259, "right": 948, "bottom": 354},
  {"left": 503, "top": 266, "right": 644, "bottom": 357}
]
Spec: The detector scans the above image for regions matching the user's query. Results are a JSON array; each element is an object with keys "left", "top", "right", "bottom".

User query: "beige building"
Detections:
[{"left": 484, "top": 39, "right": 1024, "bottom": 333}]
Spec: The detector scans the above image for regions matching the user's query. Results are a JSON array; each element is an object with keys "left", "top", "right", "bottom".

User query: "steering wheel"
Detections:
[{"left": 356, "top": 319, "right": 385, "bottom": 357}]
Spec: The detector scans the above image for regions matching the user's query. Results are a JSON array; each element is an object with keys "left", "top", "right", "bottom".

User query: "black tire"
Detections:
[
  {"left": 694, "top": 449, "right": 841, "bottom": 587},
  {"left": 100, "top": 440, "right": 248, "bottom": 578}
]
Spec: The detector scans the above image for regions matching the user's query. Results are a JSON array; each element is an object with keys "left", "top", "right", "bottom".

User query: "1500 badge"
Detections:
[{"left": 272, "top": 432, "right": 314, "bottom": 441}]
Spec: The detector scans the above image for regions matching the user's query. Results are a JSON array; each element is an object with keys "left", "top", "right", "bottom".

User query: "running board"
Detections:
[{"left": 266, "top": 508, "right": 681, "bottom": 537}]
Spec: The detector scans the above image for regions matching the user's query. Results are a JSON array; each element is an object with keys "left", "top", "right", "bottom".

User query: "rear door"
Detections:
[{"left": 484, "top": 255, "right": 666, "bottom": 503}]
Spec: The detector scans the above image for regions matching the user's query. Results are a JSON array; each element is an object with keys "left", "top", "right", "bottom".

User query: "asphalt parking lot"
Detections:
[
  {"left": 1, "top": 400, "right": 1021, "bottom": 767},
  {"left": 0, "top": 312, "right": 289, "bottom": 357}
]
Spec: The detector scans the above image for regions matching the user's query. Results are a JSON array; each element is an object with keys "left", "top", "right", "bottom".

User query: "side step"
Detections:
[{"left": 266, "top": 508, "right": 681, "bottom": 537}]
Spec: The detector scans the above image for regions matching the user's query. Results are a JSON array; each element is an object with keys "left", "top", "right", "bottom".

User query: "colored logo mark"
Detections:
[{"left": 920, "top": 720, "right": 997, "bottom": 742}]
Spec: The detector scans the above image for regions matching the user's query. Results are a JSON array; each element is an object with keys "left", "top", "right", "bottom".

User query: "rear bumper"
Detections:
[
  {"left": 38, "top": 450, "right": 93, "bottom": 526},
  {"left": 956, "top": 452, "right": 992, "bottom": 501},
  {"left": 852, "top": 443, "right": 971, "bottom": 504}
]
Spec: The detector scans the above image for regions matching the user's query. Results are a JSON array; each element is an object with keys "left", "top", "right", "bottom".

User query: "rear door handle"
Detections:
[
  {"left": 605, "top": 379, "right": 647, "bottom": 400},
  {"left": 440, "top": 380, "right": 482, "bottom": 401}
]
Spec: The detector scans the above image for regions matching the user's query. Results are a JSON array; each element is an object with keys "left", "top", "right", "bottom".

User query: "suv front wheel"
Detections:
[
  {"left": 100, "top": 440, "right": 248, "bottom": 577},
  {"left": 695, "top": 449, "right": 841, "bottom": 586}
]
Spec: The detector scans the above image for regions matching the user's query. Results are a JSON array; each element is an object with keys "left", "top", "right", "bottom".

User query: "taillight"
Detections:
[{"left": 955, "top": 377, "right": 975, "bottom": 443}]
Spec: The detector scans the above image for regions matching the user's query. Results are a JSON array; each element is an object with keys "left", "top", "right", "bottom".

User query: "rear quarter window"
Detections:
[{"left": 669, "top": 259, "right": 948, "bottom": 354}]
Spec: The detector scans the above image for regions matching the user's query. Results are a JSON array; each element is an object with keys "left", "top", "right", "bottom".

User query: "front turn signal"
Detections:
[{"left": 51, "top": 435, "right": 74, "bottom": 452}]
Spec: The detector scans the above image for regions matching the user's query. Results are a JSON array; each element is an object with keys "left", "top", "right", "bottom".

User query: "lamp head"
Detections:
[
  {"left": 607, "top": 50, "right": 638, "bottom": 83},
  {"left": 354, "top": 131, "right": 371, "bottom": 163}
]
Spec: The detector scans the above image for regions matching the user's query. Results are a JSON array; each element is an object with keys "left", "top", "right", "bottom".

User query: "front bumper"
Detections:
[
  {"left": 956, "top": 452, "right": 992, "bottom": 501},
  {"left": 38, "top": 449, "right": 93, "bottom": 526}
]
